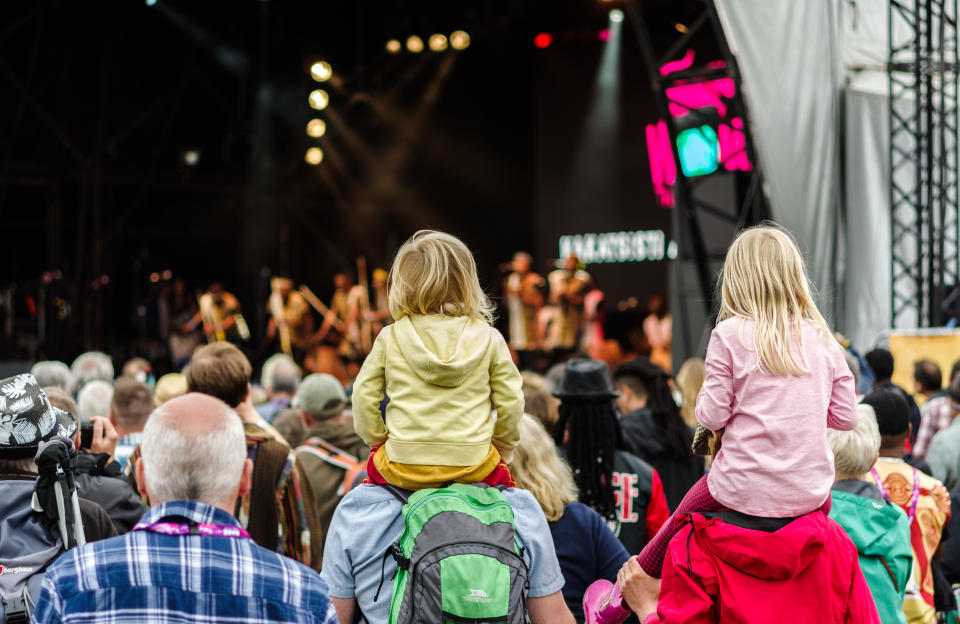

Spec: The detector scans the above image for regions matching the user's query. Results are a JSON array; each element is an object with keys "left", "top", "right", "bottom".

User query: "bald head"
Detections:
[{"left": 137, "top": 393, "right": 250, "bottom": 510}]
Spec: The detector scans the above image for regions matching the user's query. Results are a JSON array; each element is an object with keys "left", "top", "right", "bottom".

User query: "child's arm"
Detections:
[
  {"left": 695, "top": 330, "right": 734, "bottom": 432},
  {"left": 826, "top": 344, "right": 858, "bottom": 431},
  {"left": 489, "top": 331, "right": 524, "bottom": 463},
  {"left": 351, "top": 330, "right": 389, "bottom": 447}
]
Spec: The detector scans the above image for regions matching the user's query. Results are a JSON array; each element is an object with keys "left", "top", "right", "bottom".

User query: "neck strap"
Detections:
[
  {"left": 133, "top": 515, "right": 250, "bottom": 540},
  {"left": 870, "top": 466, "right": 921, "bottom": 523}
]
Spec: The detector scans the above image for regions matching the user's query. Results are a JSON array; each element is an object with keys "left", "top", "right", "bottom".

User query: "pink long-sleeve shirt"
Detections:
[{"left": 697, "top": 317, "right": 858, "bottom": 517}]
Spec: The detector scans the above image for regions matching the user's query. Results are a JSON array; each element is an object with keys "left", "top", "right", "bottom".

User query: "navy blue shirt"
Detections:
[{"left": 550, "top": 502, "right": 630, "bottom": 623}]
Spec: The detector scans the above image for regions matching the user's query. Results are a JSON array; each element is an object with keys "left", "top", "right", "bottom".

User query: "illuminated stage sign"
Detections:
[{"left": 558, "top": 230, "right": 677, "bottom": 264}]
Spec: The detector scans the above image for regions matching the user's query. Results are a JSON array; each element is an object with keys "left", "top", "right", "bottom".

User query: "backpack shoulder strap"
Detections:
[
  {"left": 376, "top": 482, "right": 412, "bottom": 505},
  {"left": 297, "top": 437, "right": 361, "bottom": 469},
  {"left": 246, "top": 437, "right": 289, "bottom": 552}
]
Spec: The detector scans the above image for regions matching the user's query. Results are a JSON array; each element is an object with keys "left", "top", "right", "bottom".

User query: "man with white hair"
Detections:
[
  {"left": 70, "top": 351, "right": 114, "bottom": 391},
  {"left": 256, "top": 353, "right": 302, "bottom": 423},
  {"left": 32, "top": 393, "right": 337, "bottom": 623},
  {"left": 827, "top": 404, "right": 912, "bottom": 624},
  {"left": 77, "top": 380, "right": 114, "bottom": 422},
  {"left": 30, "top": 360, "right": 74, "bottom": 393}
]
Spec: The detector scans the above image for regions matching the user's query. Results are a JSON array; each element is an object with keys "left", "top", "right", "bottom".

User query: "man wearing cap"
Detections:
[
  {"left": 0, "top": 374, "right": 117, "bottom": 619},
  {"left": 925, "top": 374, "right": 960, "bottom": 492},
  {"left": 862, "top": 387, "right": 951, "bottom": 623},
  {"left": 294, "top": 373, "right": 369, "bottom": 535}
]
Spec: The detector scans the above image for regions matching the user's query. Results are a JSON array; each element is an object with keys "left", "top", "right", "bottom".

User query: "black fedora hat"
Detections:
[{"left": 552, "top": 359, "right": 620, "bottom": 400}]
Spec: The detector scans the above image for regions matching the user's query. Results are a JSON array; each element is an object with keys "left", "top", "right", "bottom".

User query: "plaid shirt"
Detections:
[
  {"left": 913, "top": 394, "right": 953, "bottom": 459},
  {"left": 123, "top": 423, "right": 322, "bottom": 568},
  {"left": 31, "top": 501, "right": 338, "bottom": 624}
]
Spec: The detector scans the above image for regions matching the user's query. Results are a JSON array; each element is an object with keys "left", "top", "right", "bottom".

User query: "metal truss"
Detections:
[
  {"left": 889, "top": 0, "right": 959, "bottom": 327},
  {"left": 625, "top": 0, "right": 770, "bottom": 317}
]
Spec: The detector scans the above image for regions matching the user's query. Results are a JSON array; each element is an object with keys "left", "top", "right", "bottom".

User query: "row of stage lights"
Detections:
[
  {"left": 385, "top": 30, "right": 471, "bottom": 55},
  {"left": 305, "top": 60, "right": 332, "bottom": 165}
]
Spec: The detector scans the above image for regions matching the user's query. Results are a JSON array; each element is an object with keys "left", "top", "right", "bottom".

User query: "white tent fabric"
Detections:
[
  {"left": 713, "top": 1, "right": 846, "bottom": 323},
  {"left": 711, "top": 0, "right": 920, "bottom": 349}
]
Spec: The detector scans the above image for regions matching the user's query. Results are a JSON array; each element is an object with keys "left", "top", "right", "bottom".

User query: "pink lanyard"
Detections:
[
  {"left": 870, "top": 466, "right": 920, "bottom": 523},
  {"left": 133, "top": 520, "right": 251, "bottom": 540}
]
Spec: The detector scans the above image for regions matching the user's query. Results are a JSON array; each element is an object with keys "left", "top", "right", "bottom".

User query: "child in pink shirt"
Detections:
[
  {"left": 636, "top": 224, "right": 858, "bottom": 576},
  {"left": 584, "top": 225, "right": 858, "bottom": 624}
]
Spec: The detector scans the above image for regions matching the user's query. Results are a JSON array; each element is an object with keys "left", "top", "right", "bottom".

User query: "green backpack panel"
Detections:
[{"left": 380, "top": 483, "right": 529, "bottom": 624}]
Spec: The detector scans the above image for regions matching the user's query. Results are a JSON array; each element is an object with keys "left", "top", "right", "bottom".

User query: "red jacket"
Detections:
[{"left": 644, "top": 511, "right": 880, "bottom": 623}]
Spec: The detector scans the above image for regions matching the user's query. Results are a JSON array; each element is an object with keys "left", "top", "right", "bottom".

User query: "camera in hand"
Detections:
[{"left": 79, "top": 422, "right": 95, "bottom": 450}]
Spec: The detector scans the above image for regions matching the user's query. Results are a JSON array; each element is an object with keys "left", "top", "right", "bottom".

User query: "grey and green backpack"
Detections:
[{"left": 374, "top": 483, "right": 530, "bottom": 624}]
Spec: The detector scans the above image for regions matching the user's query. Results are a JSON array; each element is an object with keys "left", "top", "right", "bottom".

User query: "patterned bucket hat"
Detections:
[{"left": 0, "top": 373, "right": 78, "bottom": 459}]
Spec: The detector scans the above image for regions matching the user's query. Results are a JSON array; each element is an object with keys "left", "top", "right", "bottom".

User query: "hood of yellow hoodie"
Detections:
[{"left": 393, "top": 315, "right": 492, "bottom": 388}]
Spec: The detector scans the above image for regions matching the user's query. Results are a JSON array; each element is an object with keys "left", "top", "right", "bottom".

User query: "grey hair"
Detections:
[
  {"left": 262, "top": 354, "right": 301, "bottom": 394},
  {"left": 71, "top": 352, "right": 114, "bottom": 389},
  {"left": 140, "top": 404, "right": 246, "bottom": 505},
  {"left": 77, "top": 380, "right": 114, "bottom": 422},
  {"left": 827, "top": 404, "right": 881, "bottom": 479},
  {"left": 31, "top": 361, "right": 75, "bottom": 393}
]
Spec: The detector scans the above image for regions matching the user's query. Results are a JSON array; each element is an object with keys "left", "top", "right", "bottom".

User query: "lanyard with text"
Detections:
[
  {"left": 870, "top": 466, "right": 920, "bottom": 523},
  {"left": 133, "top": 518, "right": 251, "bottom": 540}
]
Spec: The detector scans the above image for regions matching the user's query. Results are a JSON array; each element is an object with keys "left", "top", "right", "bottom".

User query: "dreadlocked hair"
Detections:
[
  {"left": 615, "top": 359, "right": 692, "bottom": 460},
  {"left": 553, "top": 400, "right": 624, "bottom": 521}
]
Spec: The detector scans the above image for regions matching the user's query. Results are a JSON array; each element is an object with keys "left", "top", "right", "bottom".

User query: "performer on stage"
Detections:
[
  {"left": 367, "top": 268, "right": 392, "bottom": 334},
  {"left": 504, "top": 252, "right": 544, "bottom": 370},
  {"left": 266, "top": 276, "right": 315, "bottom": 361},
  {"left": 183, "top": 283, "right": 250, "bottom": 345},
  {"left": 321, "top": 272, "right": 365, "bottom": 361},
  {"left": 542, "top": 255, "right": 591, "bottom": 356},
  {"left": 643, "top": 294, "right": 672, "bottom": 373}
]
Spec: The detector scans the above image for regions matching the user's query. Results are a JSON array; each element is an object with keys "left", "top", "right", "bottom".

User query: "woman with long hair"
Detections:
[
  {"left": 551, "top": 359, "right": 670, "bottom": 556},
  {"left": 511, "top": 415, "right": 629, "bottom": 622}
]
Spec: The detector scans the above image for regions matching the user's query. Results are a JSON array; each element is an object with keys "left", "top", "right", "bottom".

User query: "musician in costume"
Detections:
[
  {"left": 504, "top": 252, "right": 544, "bottom": 370},
  {"left": 183, "top": 283, "right": 250, "bottom": 345},
  {"left": 542, "top": 255, "right": 590, "bottom": 355},
  {"left": 367, "top": 268, "right": 392, "bottom": 335},
  {"left": 266, "top": 276, "right": 315, "bottom": 361},
  {"left": 322, "top": 273, "right": 365, "bottom": 362}
]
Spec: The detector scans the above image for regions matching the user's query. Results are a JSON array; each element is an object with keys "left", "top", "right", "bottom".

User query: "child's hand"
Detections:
[{"left": 617, "top": 558, "right": 660, "bottom": 617}]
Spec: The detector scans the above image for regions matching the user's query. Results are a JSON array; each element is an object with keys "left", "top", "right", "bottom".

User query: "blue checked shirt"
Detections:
[{"left": 31, "top": 501, "right": 338, "bottom": 624}]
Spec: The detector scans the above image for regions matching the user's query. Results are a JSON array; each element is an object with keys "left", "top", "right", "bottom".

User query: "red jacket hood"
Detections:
[{"left": 689, "top": 511, "right": 828, "bottom": 580}]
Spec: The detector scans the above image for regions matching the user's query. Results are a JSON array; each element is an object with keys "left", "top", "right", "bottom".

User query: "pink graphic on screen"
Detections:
[{"left": 646, "top": 51, "right": 752, "bottom": 207}]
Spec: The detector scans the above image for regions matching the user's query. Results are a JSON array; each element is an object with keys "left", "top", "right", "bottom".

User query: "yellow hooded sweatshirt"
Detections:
[{"left": 352, "top": 314, "right": 524, "bottom": 466}]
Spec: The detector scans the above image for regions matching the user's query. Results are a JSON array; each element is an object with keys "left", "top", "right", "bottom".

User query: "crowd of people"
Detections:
[{"left": 4, "top": 225, "right": 960, "bottom": 623}]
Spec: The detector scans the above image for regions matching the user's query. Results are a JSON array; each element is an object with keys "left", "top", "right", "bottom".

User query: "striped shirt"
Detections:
[{"left": 31, "top": 501, "right": 338, "bottom": 624}]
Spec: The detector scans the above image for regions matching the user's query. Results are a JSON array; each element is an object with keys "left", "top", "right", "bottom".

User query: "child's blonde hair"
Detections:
[
  {"left": 388, "top": 230, "right": 495, "bottom": 324},
  {"left": 717, "top": 224, "right": 834, "bottom": 376},
  {"left": 510, "top": 415, "right": 578, "bottom": 522}
]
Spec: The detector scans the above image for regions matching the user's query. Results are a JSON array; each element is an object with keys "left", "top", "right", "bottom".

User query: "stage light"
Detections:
[
  {"left": 305, "top": 147, "right": 324, "bottom": 165},
  {"left": 306, "top": 119, "right": 326, "bottom": 138},
  {"left": 406, "top": 35, "right": 424, "bottom": 54},
  {"left": 145, "top": 0, "right": 157, "bottom": 5},
  {"left": 609, "top": 9, "right": 624, "bottom": 22},
  {"left": 450, "top": 30, "right": 471, "bottom": 50},
  {"left": 386, "top": 39, "right": 402, "bottom": 54},
  {"left": 674, "top": 22, "right": 689, "bottom": 34},
  {"left": 309, "top": 89, "right": 329, "bottom": 110},
  {"left": 429, "top": 33, "right": 448, "bottom": 52},
  {"left": 310, "top": 60, "right": 332, "bottom": 82},
  {"left": 183, "top": 149, "right": 201, "bottom": 166},
  {"left": 534, "top": 33, "right": 552, "bottom": 48},
  {"left": 598, "top": 29, "right": 611, "bottom": 41}
]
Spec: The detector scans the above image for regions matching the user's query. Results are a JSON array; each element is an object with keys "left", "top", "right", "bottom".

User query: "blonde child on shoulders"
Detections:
[
  {"left": 635, "top": 223, "right": 858, "bottom": 576},
  {"left": 351, "top": 230, "right": 524, "bottom": 490}
]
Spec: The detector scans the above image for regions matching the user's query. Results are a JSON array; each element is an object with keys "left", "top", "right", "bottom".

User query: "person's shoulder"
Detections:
[
  {"left": 613, "top": 449, "right": 656, "bottom": 478},
  {"left": 714, "top": 316, "right": 745, "bottom": 334},
  {"left": 246, "top": 541, "right": 333, "bottom": 608}
]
